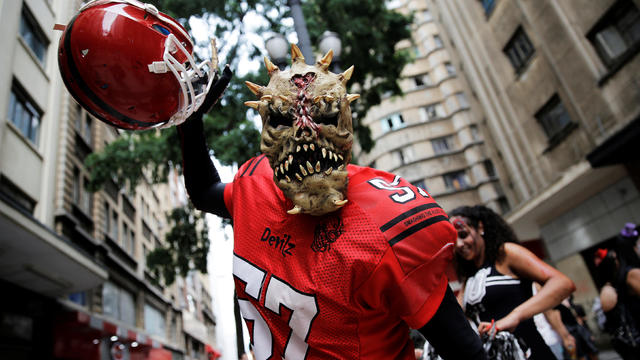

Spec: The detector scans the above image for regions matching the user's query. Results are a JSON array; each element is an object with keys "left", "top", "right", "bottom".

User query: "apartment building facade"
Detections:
[
  {"left": 0, "top": 1, "right": 219, "bottom": 359},
  {"left": 356, "top": 0, "right": 509, "bottom": 217},
  {"left": 428, "top": 0, "right": 640, "bottom": 304}
]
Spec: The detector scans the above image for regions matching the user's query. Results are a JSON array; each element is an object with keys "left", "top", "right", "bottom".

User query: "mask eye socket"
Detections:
[
  {"left": 268, "top": 111, "right": 292, "bottom": 128},
  {"left": 316, "top": 113, "right": 338, "bottom": 127}
]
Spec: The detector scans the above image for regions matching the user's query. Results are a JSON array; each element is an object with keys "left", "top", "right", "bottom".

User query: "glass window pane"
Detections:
[
  {"left": 119, "top": 288, "right": 136, "bottom": 326},
  {"left": 144, "top": 304, "right": 165, "bottom": 338},
  {"left": 102, "top": 282, "right": 119, "bottom": 319}
]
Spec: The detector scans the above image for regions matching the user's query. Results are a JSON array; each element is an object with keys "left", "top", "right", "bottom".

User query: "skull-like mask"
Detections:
[{"left": 245, "top": 44, "right": 358, "bottom": 216}]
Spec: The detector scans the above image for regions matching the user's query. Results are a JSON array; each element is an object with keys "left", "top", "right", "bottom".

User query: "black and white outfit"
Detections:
[
  {"left": 463, "top": 266, "right": 556, "bottom": 360},
  {"left": 603, "top": 266, "right": 640, "bottom": 360}
]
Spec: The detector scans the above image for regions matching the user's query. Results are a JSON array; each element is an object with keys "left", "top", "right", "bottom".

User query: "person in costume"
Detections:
[
  {"left": 55, "top": 2, "right": 486, "bottom": 357},
  {"left": 450, "top": 205, "right": 575, "bottom": 360},
  {"left": 178, "top": 45, "right": 487, "bottom": 359}
]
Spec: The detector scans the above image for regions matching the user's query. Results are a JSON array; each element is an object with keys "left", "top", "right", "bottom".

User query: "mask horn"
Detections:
[
  {"left": 291, "top": 44, "right": 305, "bottom": 64},
  {"left": 317, "top": 50, "right": 333, "bottom": 71},
  {"left": 264, "top": 56, "right": 279, "bottom": 75},
  {"left": 245, "top": 81, "right": 265, "bottom": 97},
  {"left": 339, "top": 65, "right": 354, "bottom": 83}
]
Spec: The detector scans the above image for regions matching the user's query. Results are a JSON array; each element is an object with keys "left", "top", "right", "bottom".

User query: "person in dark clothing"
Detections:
[
  {"left": 595, "top": 249, "right": 640, "bottom": 360},
  {"left": 178, "top": 47, "right": 486, "bottom": 359},
  {"left": 450, "top": 205, "right": 575, "bottom": 360},
  {"left": 555, "top": 298, "right": 599, "bottom": 360}
]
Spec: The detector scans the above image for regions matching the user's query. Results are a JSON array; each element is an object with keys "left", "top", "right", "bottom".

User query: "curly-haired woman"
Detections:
[{"left": 451, "top": 205, "right": 575, "bottom": 360}]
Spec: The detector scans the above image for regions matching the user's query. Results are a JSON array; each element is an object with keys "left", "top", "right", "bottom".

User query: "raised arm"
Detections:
[
  {"left": 486, "top": 242, "right": 575, "bottom": 334},
  {"left": 177, "top": 66, "right": 233, "bottom": 218}
]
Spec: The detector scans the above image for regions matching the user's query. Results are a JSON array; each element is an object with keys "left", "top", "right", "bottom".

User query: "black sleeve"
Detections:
[
  {"left": 176, "top": 66, "right": 233, "bottom": 218},
  {"left": 418, "top": 286, "right": 487, "bottom": 360}
]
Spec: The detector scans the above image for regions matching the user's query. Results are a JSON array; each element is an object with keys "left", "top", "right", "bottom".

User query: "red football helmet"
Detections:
[{"left": 58, "top": 0, "right": 214, "bottom": 130}]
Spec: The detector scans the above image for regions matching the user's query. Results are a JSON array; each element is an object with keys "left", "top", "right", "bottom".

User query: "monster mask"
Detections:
[{"left": 245, "top": 44, "right": 359, "bottom": 216}]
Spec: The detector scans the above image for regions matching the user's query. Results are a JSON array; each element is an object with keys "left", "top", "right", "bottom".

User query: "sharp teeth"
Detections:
[
  {"left": 338, "top": 154, "right": 344, "bottom": 161},
  {"left": 333, "top": 199, "right": 348, "bottom": 206},
  {"left": 328, "top": 151, "right": 333, "bottom": 160},
  {"left": 306, "top": 161, "right": 314, "bottom": 174},
  {"left": 275, "top": 167, "right": 279, "bottom": 176},
  {"left": 310, "top": 144, "right": 315, "bottom": 151},
  {"left": 285, "top": 175, "right": 291, "bottom": 183},
  {"left": 315, "top": 161, "right": 321, "bottom": 172},
  {"left": 299, "top": 165, "right": 308, "bottom": 176},
  {"left": 289, "top": 154, "right": 293, "bottom": 163},
  {"left": 287, "top": 205, "right": 302, "bottom": 215},
  {"left": 338, "top": 164, "right": 344, "bottom": 170},
  {"left": 322, "top": 148, "right": 327, "bottom": 158},
  {"left": 296, "top": 145, "right": 301, "bottom": 152},
  {"left": 325, "top": 168, "right": 333, "bottom": 175},
  {"left": 296, "top": 173, "right": 303, "bottom": 181},
  {"left": 303, "top": 144, "right": 308, "bottom": 152},
  {"left": 285, "top": 160, "right": 289, "bottom": 171},
  {"left": 280, "top": 164, "right": 284, "bottom": 174}
]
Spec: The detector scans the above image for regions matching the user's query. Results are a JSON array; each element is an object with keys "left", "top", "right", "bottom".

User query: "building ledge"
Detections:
[{"left": 0, "top": 194, "right": 107, "bottom": 297}]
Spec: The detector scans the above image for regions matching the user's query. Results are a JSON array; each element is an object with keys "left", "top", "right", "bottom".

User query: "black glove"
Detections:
[{"left": 192, "top": 64, "right": 233, "bottom": 120}]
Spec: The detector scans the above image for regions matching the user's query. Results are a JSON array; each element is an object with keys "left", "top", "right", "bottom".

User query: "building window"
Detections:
[
  {"left": 397, "top": 147, "right": 415, "bottom": 164},
  {"left": 81, "top": 177, "right": 92, "bottom": 214},
  {"left": 380, "top": 113, "right": 406, "bottom": 132},
  {"left": 434, "top": 34, "right": 444, "bottom": 48},
  {"left": 144, "top": 303, "right": 166, "bottom": 339},
  {"left": 111, "top": 210, "right": 119, "bottom": 241},
  {"left": 102, "top": 282, "right": 136, "bottom": 326},
  {"left": 504, "top": 27, "right": 535, "bottom": 73},
  {"left": 483, "top": 159, "right": 497, "bottom": 178},
  {"left": 128, "top": 229, "right": 135, "bottom": 256},
  {"left": 480, "top": 0, "right": 496, "bottom": 16},
  {"left": 8, "top": 84, "right": 41, "bottom": 144},
  {"left": 19, "top": 6, "right": 48, "bottom": 65},
  {"left": 588, "top": 0, "right": 640, "bottom": 70},
  {"left": 413, "top": 73, "right": 431, "bottom": 88},
  {"left": 72, "top": 168, "right": 92, "bottom": 215},
  {"left": 104, "top": 202, "right": 111, "bottom": 236},
  {"left": 431, "top": 135, "right": 455, "bottom": 154},
  {"left": 412, "top": 180, "right": 428, "bottom": 193},
  {"left": 68, "top": 292, "right": 86, "bottom": 306},
  {"left": 497, "top": 197, "right": 511, "bottom": 214},
  {"left": 456, "top": 93, "right": 470, "bottom": 108},
  {"left": 395, "top": 150, "right": 405, "bottom": 165},
  {"left": 421, "top": 9, "right": 433, "bottom": 22},
  {"left": 470, "top": 124, "right": 481, "bottom": 141},
  {"left": 443, "top": 170, "right": 470, "bottom": 191},
  {"left": 421, "top": 103, "right": 446, "bottom": 121},
  {"left": 535, "top": 95, "right": 575, "bottom": 143},
  {"left": 75, "top": 106, "right": 93, "bottom": 146},
  {"left": 444, "top": 62, "right": 457, "bottom": 76}
]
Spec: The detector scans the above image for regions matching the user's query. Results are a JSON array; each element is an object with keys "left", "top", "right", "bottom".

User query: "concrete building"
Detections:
[
  {"left": 0, "top": 1, "right": 220, "bottom": 359},
  {"left": 356, "top": 0, "right": 509, "bottom": 215},
  {"left": 428, "top": 0, "right": 640, "bottom": 306}
]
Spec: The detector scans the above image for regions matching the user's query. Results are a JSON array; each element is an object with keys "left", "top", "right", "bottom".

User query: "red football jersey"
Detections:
[{"left": 224, "top": 155, "right": 455, "bottom": 359}]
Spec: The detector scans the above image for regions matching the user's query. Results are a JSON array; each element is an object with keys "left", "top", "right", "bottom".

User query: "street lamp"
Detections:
[
  {"left": 265, "top": 30, "right": 343, "bottom": 72},
  {"left": 264, "top": 33, "right": 289, "bottom": 70},
  {"left": 318, "top": 31, "right": 342, "bottom": 72}
]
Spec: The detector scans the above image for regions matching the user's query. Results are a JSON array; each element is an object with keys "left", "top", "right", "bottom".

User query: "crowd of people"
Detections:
[{"left": 413, "top": 214, "right": 640, "bottom": 360}]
